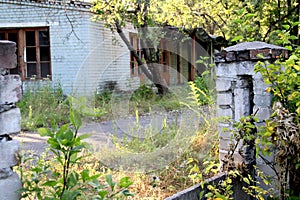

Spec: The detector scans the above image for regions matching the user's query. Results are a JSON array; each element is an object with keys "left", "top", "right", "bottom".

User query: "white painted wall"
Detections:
[{"left": 0, "top": 0, "right": 139, "bottom": 96}]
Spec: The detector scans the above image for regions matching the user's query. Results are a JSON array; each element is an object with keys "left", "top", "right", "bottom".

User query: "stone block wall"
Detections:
[
  {"left": 0, "top": 40, "right": 22, "bottom": 200},
  {"left": 215, "top": 41, "right": 288, "bottom": 163}
]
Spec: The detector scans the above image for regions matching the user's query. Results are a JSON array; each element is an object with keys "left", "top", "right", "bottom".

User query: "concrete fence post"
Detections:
[
  {"left": 0, "top": 40, "right": 22, "bottom": 200},
  {"left": 215, "top": 41, "right": 288, "bottom": 198},
  {"left": 215, "top": 41, "right": 288, "bottom": 165}
]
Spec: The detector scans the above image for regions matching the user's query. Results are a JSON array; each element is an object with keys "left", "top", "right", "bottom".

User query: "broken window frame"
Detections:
[{"left": 0, "top": 27, "right": 51, "bottom": 80}]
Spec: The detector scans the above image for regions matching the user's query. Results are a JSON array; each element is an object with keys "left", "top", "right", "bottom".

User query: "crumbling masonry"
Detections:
[
  {"left": 0, "top": 41, "right": 22, "bottom": 199},
  {"left": 215, "top": 41, "right": 288, "bottom": 167}
]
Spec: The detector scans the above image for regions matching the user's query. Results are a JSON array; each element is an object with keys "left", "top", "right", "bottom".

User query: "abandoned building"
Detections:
[{"left": 0, "top": 0, "right": 226, "bottom": 95}]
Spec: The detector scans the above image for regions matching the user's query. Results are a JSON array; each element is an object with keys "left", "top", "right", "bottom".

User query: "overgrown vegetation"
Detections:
[
  {"left": 18, "top": 82, "right": 69, "bottom": 131},
  {"left": 18, "top": 109, "right": 134, "bottom": 200},
  {"left": 190, "top": 53, "right": 300, "bottom": 199},
  {"left": 255, "top": 55, "right": 300, "bottom": 199},
  {"left": 14, "top": 0, "right": 300, "bottom": 199},
  {"left": 17, "top": 70, "right": 218, "bottom": 199}
]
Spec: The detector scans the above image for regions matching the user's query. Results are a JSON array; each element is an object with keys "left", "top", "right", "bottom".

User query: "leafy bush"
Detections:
[
  {"left": 17, "top": 82, "right": 69, "bottom": 130},
  {"left": 18, "top": 109, "right": 134, "bottom": 199},
  {"left": 130, "top": 84, "right": 155, "bottom": 102},
  {"left": 194, "top": 53, "right": 300, "bottom": 199},
  {"left": 255, "top": 54, "right": 300, "bottom": 115},
  {"left": 255, "top": 53, "right": 300, "bottom": 198},
  {"left": 95, "top": 90, "right": 113, "bottom": 107}
]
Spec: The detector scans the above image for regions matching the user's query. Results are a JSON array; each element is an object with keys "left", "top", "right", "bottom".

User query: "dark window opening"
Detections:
[
  {"left": 26, "top": 31, "right": 35, "bottom": 46},
  {"left": 0, "top": 27, "right": 51, "bottom": 80},
  {"left": 39, "top": 30, "right": 49, "bottom": 46},
  {"left": 27, "top": 63, "right": 37, "bottom": 77}
]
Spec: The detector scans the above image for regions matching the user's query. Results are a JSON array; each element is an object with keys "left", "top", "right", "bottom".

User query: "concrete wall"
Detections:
[
  {"left": 215, "top": 41, "right": 288, "bottom": 164},
  {"left": 0, "top": 41, "right": 22, "bottom": 200},
  {"left": 0, "top": 0, "right": 139, "bottom": 96}
]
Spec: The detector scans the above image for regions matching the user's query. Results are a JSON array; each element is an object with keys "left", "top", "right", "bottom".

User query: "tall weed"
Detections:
[{"left": 18, "top": 82, "right": 69, "bottom": 130}]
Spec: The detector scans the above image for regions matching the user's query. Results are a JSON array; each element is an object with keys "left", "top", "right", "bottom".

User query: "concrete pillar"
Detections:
[
  {"left": 0, "top": 40, "right": 22, "bottom": 200},
  {"left": 215, "top": 41, "right": 288, "bottom": 165}
]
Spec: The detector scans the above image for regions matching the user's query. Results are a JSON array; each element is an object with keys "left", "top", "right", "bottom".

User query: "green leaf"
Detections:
[
  {"left": 59, "top": 129, "right": 74, "bottom": 146},
  {"left": 201, "top": 70, "right": 210, "bottom": 76},
  {"left": 282, "top": 24, "right": 290, "bottom": 30},
  {"left": 80, "top": 169, "right": 100, "bottom": 182},
  {"left": 256, "top": 53, "right": 265, "bottom": 59},
  {"left": 81, "top": 169, "right": 90, "bottom": 181},
  {"left": 98, "top": 190, "right": 108, "bottom": 199},
  {"left": 42, "top": 180, "right": 58, "bottom": 187},
  {"left": 47, "top": 138, "right": 60, "bottom": 149},
  {"left": 289, "top": 35, "right": 298, "bottom": 40},
  {"left": 285, "top": 45, "right": 293, "bottom": 51},
  {"left": 38, "top": 128, "right": 52, "bottom": 137},
  {"left": 70, "top": 109, "right": 82, "bottom": 130},
  {"left": 199, "top": 190, "right": 205, "bottom": 198},
  {"left": 243, "top": 177, "right": 250, "bottom": 185},
  {"left": 62, "top": 190, "right": 81, "bottom": 200},
  {"left": 245, "top": 13, "right": 255, "bottom": 18},
  {"left": 118, "top": 177, "right": 134, "bottom": 188},
  {"left": 89, "top": 179, "right": 101, "bottom": 188},
  {"left": 106, "top": 174, "right": 116, "bottom": 191},
  {"left": 122, "top": 189, "right": 134, "bottom": 196},
  {"left": 67, "top": 172, "right": 79, "bottom": 189},
  {"left": 231, "top": 35, "right": 243, "bottom": 42},
  {"left": 78, "top": 133, "right": 92, "bottom": 141},
  {"left": 56, "top": 124, "right": 69, "bottom": 137}
]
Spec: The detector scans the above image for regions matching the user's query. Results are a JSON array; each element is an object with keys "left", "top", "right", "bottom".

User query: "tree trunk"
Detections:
[
  {"left": 115, "top": 21, "right": 169, "bottom": 95},
  {"left": 149, "top": 63, "right": 169, "bottom": 95}
]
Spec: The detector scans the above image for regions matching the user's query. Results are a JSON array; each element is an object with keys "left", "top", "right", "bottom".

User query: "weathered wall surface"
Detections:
[
  {"left": 0, "top": 41, "right": 22, "bottom": 200},
  {"left": 215, "top": 41, "right": 288, "bottom": 163},
  {"left": 0, "top": 0, "right": 139, "bottom": 95}
]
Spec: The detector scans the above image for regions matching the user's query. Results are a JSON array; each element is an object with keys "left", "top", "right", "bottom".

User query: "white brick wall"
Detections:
[{"left": 0, "top": 0, "right": 139, "bottom": 95}]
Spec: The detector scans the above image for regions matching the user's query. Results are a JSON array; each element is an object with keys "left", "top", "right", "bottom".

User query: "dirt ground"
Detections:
[
  {"left": 13, "top": 111, "right": 183, "bottom": 154},
  {"left": 13, "top": 120, "right": 123, "bottom": 154}
]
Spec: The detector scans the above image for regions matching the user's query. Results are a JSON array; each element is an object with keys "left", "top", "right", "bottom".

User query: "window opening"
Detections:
[{"left": 0, "top": 27, "right": 51, "bottom": 80}]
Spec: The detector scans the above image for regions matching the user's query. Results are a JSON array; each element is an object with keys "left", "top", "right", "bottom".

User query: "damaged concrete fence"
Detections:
[
  {"left": 166, "top": 41, "right": 288, "bottom": 200},
  {"left": 0, "top": 41, "right": 22, "bottom": 199},
  {"left": 215, "top": 41, "right": 288, "bottom": 167}
]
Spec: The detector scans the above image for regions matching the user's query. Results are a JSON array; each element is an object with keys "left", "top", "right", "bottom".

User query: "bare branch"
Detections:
[{"left": 64, "top": 11, "right": 83, "bottom": 43}]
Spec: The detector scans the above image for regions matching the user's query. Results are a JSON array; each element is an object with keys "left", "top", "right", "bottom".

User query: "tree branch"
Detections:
[
  {"left": 263, "top": 3, "right": 300, "bottom": 41},
  {"left": 115, "top": 21, "right": 153, "bottom": 80}
]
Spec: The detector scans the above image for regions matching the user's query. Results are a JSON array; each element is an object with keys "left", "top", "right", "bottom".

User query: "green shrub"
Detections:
[
  {"left": 130, "top": 84, "right": 155, "bottom": 102},
  {"left": 191, "top": 75, "right": 215, "bottom": 106},
  {"left": 17, "top": 82, "right": 69, "bottom": 131},
  {"left": 95, "top": 90, "right": 113, "bottom": 107},
  {"left": 18, "top": 109, "right": 134, "bottom": 199}
]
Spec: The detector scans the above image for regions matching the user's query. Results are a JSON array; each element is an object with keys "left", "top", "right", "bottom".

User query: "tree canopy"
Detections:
[
  {"left": 91, "top": 0, "right": 300, "bottom": 94},
  {"left": 92, "top": 0, "right": 300, "bottom": 44}
]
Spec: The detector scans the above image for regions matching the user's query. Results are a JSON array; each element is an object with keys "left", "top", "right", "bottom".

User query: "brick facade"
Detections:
[{"left": 0, "top": 0, "right": 139, "bottom": 95}]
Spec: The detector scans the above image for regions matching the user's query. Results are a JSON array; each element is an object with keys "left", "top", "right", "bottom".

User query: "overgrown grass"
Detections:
[
  {"left": 17, "top": 77, "right": 218, "bottom": 199},
  {"left": 18, "top": 82, "right": 70, "bottom": 131},
  {"left": 90, "top": 82, "right": 219, "bottom": 199},
  {"left": 18, "top": 81, "right": 203, "bottom": 130},
  {"left": 89, "top": 105, "right": 219, "bottom": 199}
]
